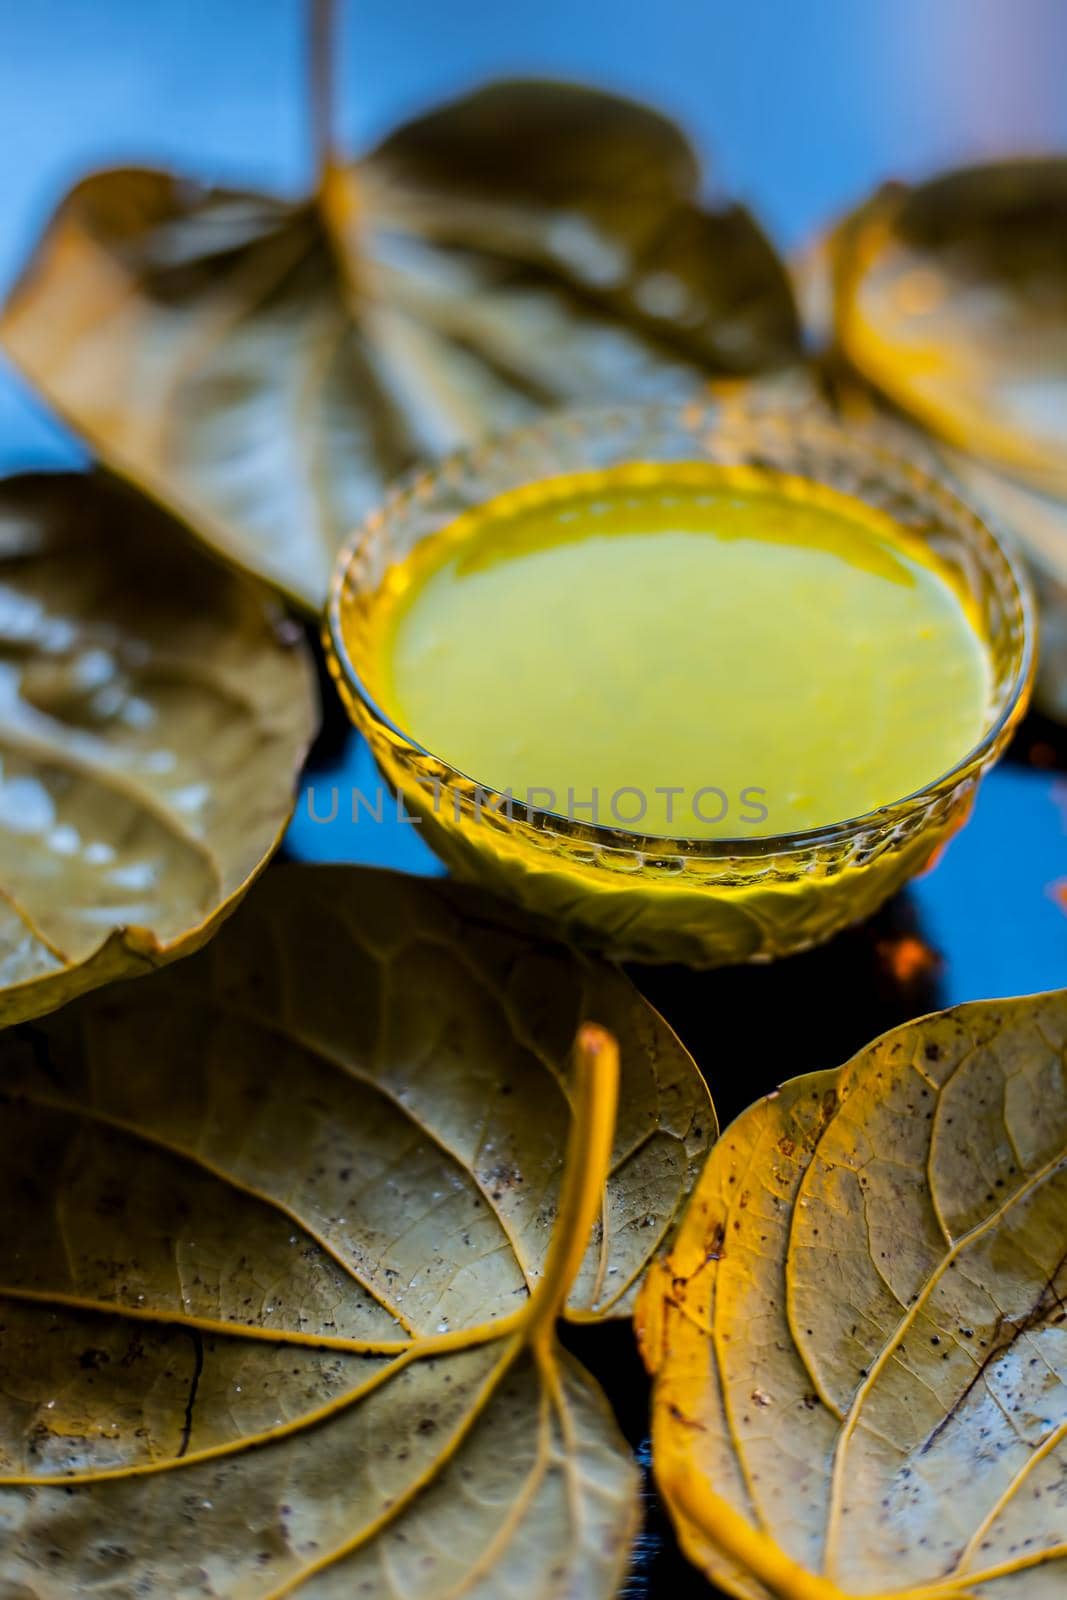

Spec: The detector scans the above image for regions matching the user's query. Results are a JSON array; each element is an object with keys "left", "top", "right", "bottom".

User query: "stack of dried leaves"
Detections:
[{"left": 0, "top": 17, "right": 1063, "bottom": 1599}]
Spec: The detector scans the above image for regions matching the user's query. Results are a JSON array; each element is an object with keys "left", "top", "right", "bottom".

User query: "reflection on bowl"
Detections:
[{"left": 325, "top": 405, "right": 1034, "bottom": 967}]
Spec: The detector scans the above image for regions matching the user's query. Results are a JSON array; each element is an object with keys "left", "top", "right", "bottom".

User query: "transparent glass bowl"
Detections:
[{"left": 324, "top": 404, "right": 1034, "bottom": 967}]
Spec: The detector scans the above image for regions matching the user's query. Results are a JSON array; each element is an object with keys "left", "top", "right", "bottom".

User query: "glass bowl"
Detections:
[{"left": 324, "top": 404, "right": 1034, "bottom": 967}]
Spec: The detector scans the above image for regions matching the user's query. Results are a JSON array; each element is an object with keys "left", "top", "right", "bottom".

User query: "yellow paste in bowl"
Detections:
[{"left": 365, "top": 465, "right": 991, "bottom": 840}]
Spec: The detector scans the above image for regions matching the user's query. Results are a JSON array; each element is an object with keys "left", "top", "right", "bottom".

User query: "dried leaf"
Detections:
[
  {"left": 638, "top": 992, "right": 1067, "bottom": 1599},
  {"left": 0, "top": 863, "right": 715, "bottom": 1596},
  {"left": 0, "top": 472, "right": 316, "bottom": 1025},
  {"left": 0, "top": 81, "right": 800, "bottom": 609},
  {"left": 832, "top": 160, "right": 1067, "bottom": 498}
]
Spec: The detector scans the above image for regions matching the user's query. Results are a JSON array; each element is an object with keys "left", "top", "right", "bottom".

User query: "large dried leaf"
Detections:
[
  {"left": 0, "top": 863, "right": 716, "bottom": 1596},
  {"left": 0, "top": 471, "right": 316, "bottom": 1025},
  {"left": 638, "top": 992, "right": 1067, "bottom": 1599},
  {"left": 832, "top": 160, "right": 1067, "bottom": 497},
  {"left": 0, "top": 81, "right": 800, "bottom": 609}
]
